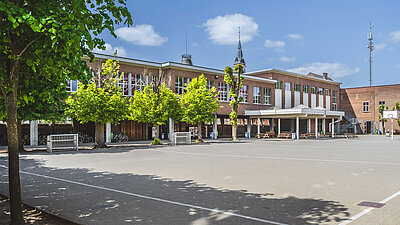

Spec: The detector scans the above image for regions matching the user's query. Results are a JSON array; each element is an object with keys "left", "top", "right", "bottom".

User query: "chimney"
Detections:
[
  {"left": 181, "top": 54, "right": 193, "bottom": 66},
  {"left": 323, "top": 72, "right": 328, "bottom": 79}
]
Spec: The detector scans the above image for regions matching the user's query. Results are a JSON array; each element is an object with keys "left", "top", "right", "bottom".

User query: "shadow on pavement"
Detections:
[{"left": 0, "top": 156, "right": 350, "bottom": 225}]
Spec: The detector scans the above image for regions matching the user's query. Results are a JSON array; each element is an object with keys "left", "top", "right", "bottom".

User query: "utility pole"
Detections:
[{"left": 367, "top": 23, "right": 374, "bottom": 87}]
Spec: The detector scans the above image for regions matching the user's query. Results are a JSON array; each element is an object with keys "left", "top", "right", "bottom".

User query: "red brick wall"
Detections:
[{"left": 340, "top": 84, "right": 400, "bottom": 132}]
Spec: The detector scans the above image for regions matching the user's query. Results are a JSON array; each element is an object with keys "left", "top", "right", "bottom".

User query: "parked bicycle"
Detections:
[
  {"left": 112, "top": 133, "right": 128, "bottom": 142},
  {"left": 78, "top": 132, "right": 94, "bottom": 144}
]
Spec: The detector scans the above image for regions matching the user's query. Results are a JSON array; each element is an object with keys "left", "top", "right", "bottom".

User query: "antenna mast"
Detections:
[
  {"left": 367, "top": 23, "right": 374, "bottom": 87},
  {"left": 185, "top": 32, "right": 188, "bottom": 54}
]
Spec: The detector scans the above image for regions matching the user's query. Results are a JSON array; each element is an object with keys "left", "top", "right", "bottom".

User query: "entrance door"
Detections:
[{"left": 363, "top": 121, "right": 372, "bottom": 134}]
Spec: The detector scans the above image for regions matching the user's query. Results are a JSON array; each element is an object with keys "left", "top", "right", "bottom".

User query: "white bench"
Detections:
[
  {"left": 171, "top": 132, "right": 191, "bottom": 145},
  {"left": 47, "top": 134, "right": 78, "bottom": 153}
]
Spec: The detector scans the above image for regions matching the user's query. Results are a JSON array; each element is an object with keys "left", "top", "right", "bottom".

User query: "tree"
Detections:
[
  {"left": 0, "top": 1, "right": 132, "bottom": 223},
  {"left": 181, "top": 74, "right": 220, "bottom": 142},
  {"left": 65, "top": 58, "right": 129, "bottom": 148},
  {"left": 378, "top": 104, "right": 388, "bottom": 133},
  {"left": 129, "top": 84, "right": 181, "bottom": 144},
  {"left": 224, "top": 64, "right": 244, "bottom": 141}
]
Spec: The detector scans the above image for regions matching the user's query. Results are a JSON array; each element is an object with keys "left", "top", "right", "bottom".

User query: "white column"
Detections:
[
  {"left": 315, "top": 117, "right": 318, "bottom": 138},
  {"left": 322, "top": 118, "right": 326, "bottom": 134},
  {"left": 106, "top": 123, "right": 111, "bottom": 143},
  {"left": 30, "top": 120, "right": 38, "bottom": 146},
  {"left": 332, "top": 118, "right": 335, "bottom": 138},
  {"left": 308, "top": 119, "right": 311, "bottom": 133},
  {"left": 169, "top": 118, "right": 174, "bottom": 142},
  {"left": 247, "top": 119, "right": 251, "bottom": 138},
  {"left": 296, "top": 117, "right": 299, "bottom": 139},
  {"left": 392, "top": 118, "right": 394, "bottom": 141},
  {"left": 213, "top": 114, "right": 218, "bottom": 139},
  {"left": 278, "top": 118, "right": 281, "bottom": 135},
  {"left": 257, "top": 118, "right": 261, "bottom": 134}
]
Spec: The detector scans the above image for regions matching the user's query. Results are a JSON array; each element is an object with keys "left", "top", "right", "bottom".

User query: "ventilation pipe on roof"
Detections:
[
  {"left": 323, "top": 72, "right": 328, "bottom": 79},
  {"left": 181, "top": 54, "right": 193, "bottom": 66}
]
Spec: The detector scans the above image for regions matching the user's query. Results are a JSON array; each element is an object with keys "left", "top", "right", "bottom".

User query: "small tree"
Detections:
[
  {"left": 65, "top": 58, "right": 129, "bottom": 148},
  {"left": 392, "top": 102, "right": 400, "bottom": 127},
  {"left": 129, "top": 84, "right": 181, "bottom": 144},
  {"left": 378, "top": 104, "right": 388, "bottom": 133},
  {"left": 224, "top": 64, "right": 244, "bottom": 141},
  {"left": 181, "top": 75, "right": 220, "bottom": 142}
]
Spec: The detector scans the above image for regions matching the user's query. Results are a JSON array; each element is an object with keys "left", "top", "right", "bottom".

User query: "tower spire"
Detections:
[
  {"left": 368, "top": 22, "right": 374, "bottom": 87},
  {"left": 234, "top": 27, "right": 246, "bottom": 72}
]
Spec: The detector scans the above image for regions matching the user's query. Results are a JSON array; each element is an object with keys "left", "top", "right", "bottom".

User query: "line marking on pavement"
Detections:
[
  {"left": 0, "top": 165, "right": 286, "bottom": 225},
  {"left": 148, "top": 150, "right": 400, "bottom": 166},
  {"left": 338, "top": 190, "right": 400, "bottom": 225}
]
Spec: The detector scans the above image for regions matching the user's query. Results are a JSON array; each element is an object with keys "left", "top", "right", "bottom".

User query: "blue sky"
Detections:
[{"left": 94, "top": 0, "right": 400, "bottom": 88}]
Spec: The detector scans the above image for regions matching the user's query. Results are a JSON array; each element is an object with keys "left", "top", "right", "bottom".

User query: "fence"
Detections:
[
  {"left": 47, "top": 134, "right": 78, "bottom": 153},
  {"left": 171, "top": 132, "right": 191, "bottom": 145}
]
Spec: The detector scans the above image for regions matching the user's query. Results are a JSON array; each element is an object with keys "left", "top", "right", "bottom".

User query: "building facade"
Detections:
[{"left": 340, "top": 84, "right": 400, "bottom": 134}]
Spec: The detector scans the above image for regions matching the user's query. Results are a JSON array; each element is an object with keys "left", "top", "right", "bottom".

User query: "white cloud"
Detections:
[
  {"left": 287, "top": 33, "right": 303, "bottom": 40},
  {"left": 375, "top": 43, "right": 386, "bottom": 50},
  {"left": 264, "top": 39, "right": 285, "bottom": 52},
  {"left": 279, "top": 56, "right": 296, "bottom": 62},
  {"left": 116, "top": 24, "right": 167, "bottom": 46},
  {"left": 93, "top": 43, "right": 127, "bottom": 56},
  {"left": 203, "top": 13, "right": 258, "bottom": 45},
  {"left": 389, "top": 30, "right": 400, "bottom": 43},
  {"left": 288, "top": 62, "right": 360, "bottom": 79}
]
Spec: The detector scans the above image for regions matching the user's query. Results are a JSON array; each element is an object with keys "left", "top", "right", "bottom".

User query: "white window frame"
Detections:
[
  {"left": 326, "top": 89, "right": 331, "bottom": 96},
  {"left": 379, "top": 101, "right": 385, "bottom": 106},
  {"left": 253, "top": 86, "right": 261, "bottom": 104},
  {"left": 264, "top": 88, "right": 271, "bottom": 105},
  {"left": 303, "top": 85, "right": 309, "bottom": 93},
  {"left": 332, "top": 90, "right": 337, "bottom": 111},
  {"left": 275, "top": 81, "right": 282, "bottom": 90},
  {"left": 285, "top": 82, "right": 291, "bottom": 91},
  {"left": 66, "top": 80, "right": 79, "bottom": 93},
  {"left": 239, "top": 85, "right": 248, "bottom": 103},
  {"left": 311, "top": 86, "right": 316, "bottom": 94},
  {"left": 318, "top": 87, "right": 324, "bottom": 95},
  {"left": 175, "top": 76, "right": 190, "bottom": 95},
  {"left": 218, "top": 82, "right": 228, "bottom": 102},
  {"left": 363, "top": 101, "right": 370, "bottom": 113}
]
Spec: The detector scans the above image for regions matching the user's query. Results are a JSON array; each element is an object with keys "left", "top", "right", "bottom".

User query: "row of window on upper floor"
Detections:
[{"left": 275, "top": 81, "right": 334, "bottom": 96}]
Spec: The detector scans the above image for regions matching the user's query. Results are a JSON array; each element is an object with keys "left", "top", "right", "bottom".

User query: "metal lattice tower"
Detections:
[{"left": 367, "top": 23, "right": 374, "bottom": 87}]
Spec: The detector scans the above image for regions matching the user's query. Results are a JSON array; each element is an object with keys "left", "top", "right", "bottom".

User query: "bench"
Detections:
[
  {"left": 277, "top": 132, "right": 291, "bottom": 139},
  {"left": 263, "top": 131, "right": 276, "bottom": 138},
  {"left": 344, "top": 133, "right": 358, "bottom": 139},
  {"left": 171, "top": 132, "right": 191, "bottom": 145},
  {"left": 47, "top": 134, "right": 78, "bottom": 154},
  {"left": 300, "top": 133, "right": 309, "bottom": 139}
]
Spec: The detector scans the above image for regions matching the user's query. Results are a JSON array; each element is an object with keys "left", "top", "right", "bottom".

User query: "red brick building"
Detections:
[{"left": 340, "top": 84, "right": 400, "bottom": 134}]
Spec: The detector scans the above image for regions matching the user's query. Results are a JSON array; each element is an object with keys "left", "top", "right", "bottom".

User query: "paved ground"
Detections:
[{"left": 0, "top": 136, "right": 399, "bottom": 225}]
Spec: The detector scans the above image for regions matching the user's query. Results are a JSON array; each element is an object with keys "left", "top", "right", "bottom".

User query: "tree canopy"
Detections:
[{"left": 181, "top": 74, "right": 220, "bottom": 141}]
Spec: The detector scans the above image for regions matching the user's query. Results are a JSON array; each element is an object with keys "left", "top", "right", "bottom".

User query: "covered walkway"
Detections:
[{"left": 245, "top": 105, "right": 345, "bottom": 139}]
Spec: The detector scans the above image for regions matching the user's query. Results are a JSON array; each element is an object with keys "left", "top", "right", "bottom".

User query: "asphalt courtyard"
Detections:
[{"left": 0, "top": 135, "right": 399, "bottom": 225}]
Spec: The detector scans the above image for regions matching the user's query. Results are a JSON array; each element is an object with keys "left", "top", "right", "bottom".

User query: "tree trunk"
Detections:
[
  {"left": 197, "top": 123, "right": 203, "bottom": 142},
  {"left": 232, "top": 125, "right": 238, "bottom": 141},
  {"left": 6, "top": 84, "right": 24, "bottom": 225},
  {"left": 154, "top": 125, "right": 159, "bottom": 140},
  {"left": 17, "top": 121, "right": 24, "bottom": 152},
  {"left": 93, "top": 123, "right": 106, "bottom": 148}
]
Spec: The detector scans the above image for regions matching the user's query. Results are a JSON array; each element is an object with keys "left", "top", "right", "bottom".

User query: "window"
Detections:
[
  {"left": 66, "top": 80, "right": 79, "bottom": 92},
  {"left": 117, "top": 72, "right": 129, "bottom": 96},
  {"left": 303, "top": 85, "right": 309, "bottom": 93},
  {"left": 264, "top": 88, "right": 271, "bottom": 104},
  {"left": 318, "top": 87, "right": 324, "bottom": 95},
  {"left": 326, "top": 89, "right": 331, "bottom": 96},
  {"left": 311, "top": 86, "right": 316, "bottom": 94},
  {"left": 275, "top": 81, "right": 282, "bottom": 89},
  {"left": 332, "top": 90, "right": 337, "bottom": 110},
  {"left": 379, "top": 101, "right": 385, "bottom": 106},
  {"left": 285, "top": 82, "right": 291, "bottom": 91},
  {"left": 363, "top": 101, "right": 370, "bottom": 112},
  {"left": 206, "top": 81, "right": 214, "bottom": 90},
  {"left": 133, "top": 74, "right": 146, "bottom": 92},
  {"left": 253, "top": 87, "right": 261, "bottom": 104},
  {"left": 175, "top": 76, "right": 190, "bottom": 95},
  {"left": 294, "top": 84, "right": 301, "bottom": 92},
  {"left": 218, "top": 82, "right": 228, "bottom": 101},
  {"left": 239, "top": 85, "right": 248, "bottom": 103}
]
